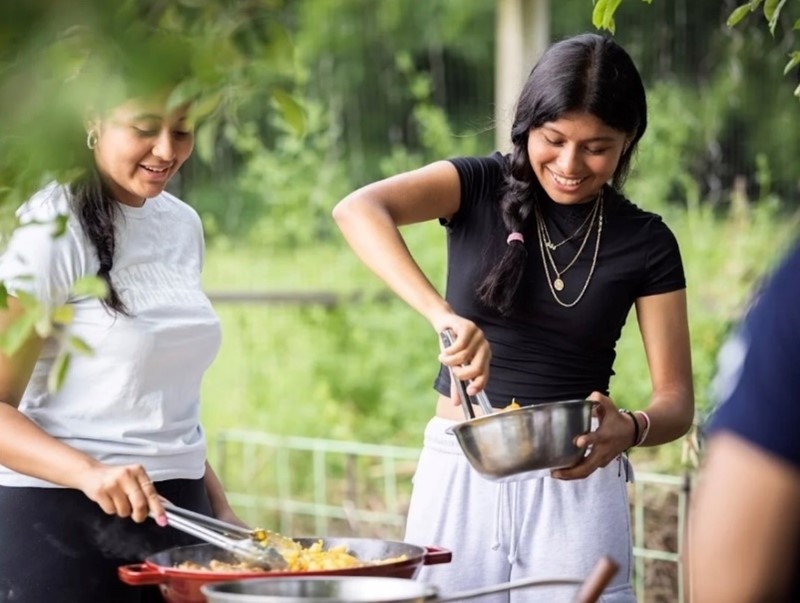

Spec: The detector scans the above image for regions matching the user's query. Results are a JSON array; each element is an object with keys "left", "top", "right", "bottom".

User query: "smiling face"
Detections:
[
  {"left": 527, "top": 111, "right": 629, "bottom": 205},
  {"left": 89, "top": 98, "right": 194, "bottom": 207}
]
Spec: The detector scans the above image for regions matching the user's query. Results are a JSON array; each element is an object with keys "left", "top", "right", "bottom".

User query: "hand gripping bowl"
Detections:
[{"left": 448, "top": 399, "right": 594, "bottom": 482}]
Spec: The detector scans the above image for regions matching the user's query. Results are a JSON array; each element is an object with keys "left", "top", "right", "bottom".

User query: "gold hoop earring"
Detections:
[{"left": 86, "top": 130, "right": 98, "bottom": 150}]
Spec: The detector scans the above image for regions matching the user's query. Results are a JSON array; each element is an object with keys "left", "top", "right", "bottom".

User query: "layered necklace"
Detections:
[{"left": 533, "top": 188, "right": 604, "bottom": 308}]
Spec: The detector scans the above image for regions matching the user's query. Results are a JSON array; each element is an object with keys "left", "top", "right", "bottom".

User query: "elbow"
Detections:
[
  {"left": 331, "top": 196, "right": 348, "bottom": 226},
  {"left": 332, "top": 191, "right": 364, "bottom": 226},
  {"left": 676, "top": 390, "right": 696, "bottom": 438},
  {"left": 677, "top": 413, "right": 694, "bottom": 439}
]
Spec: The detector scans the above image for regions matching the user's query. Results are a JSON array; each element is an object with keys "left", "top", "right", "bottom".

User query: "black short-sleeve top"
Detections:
[{"left": 434, "top": 152, "right": 686, "bottom": 407}]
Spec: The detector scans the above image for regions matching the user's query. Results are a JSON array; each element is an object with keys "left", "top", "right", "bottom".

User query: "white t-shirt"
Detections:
[{"left": 0, "top": 182, "right": 221, "bottom": 487}]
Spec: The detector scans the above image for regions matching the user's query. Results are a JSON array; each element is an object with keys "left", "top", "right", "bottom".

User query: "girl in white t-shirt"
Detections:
[{"left": 0, "top": 90, "right": 239, "bottom": 601}]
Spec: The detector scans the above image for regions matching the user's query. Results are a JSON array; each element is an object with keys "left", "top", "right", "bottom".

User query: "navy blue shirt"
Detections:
[
  {"left": 708, "top": 243, "right": 800, "bottom": 466},
  {"left": 707, "top": 242, "right": 800, "bottom": 599}
]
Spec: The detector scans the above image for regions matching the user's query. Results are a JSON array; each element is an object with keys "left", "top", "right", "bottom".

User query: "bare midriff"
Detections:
[{"left": 435, "top": 393, "right": 501, "bottom": 420}]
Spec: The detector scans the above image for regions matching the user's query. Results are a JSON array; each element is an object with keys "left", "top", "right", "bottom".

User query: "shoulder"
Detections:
[
  {"left": 0, "top": 183, "right": 89, "bottom": 303},
  {"left": 446, "top": 152, "right": 508, "bottom": 210},
  {"left": 9, "top": 182, "right": 84, "bottom": 249},
  {"left": 607, "top": 190, "right": 670, "bottom": 226},
  {"left": 447, "top": 152, "right": 507, "bottom": 184},
  {"left": 743, "top": 244, "right": 800, "bottom": 335},
  {"left": 606, "top": 190, "right": 680, "bottom": 246},
  {"left": 15, "top": 181, "right": 71, "bottom": 224}
]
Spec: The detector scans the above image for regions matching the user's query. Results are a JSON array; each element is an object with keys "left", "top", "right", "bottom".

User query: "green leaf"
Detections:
[
  {"left": 784, "top": 51, "right": 800, "bottom": 75},
  {"left": 0, "top": 282, "right": 7, "bottom": 310},
  {"left": 34, "top": 315, "right": 53, "bottom": 339},
  {"left": 271, "top": 88, "right": 306, "bottom": 138},
  {"left": 51, "top": 304, "right": 75, "bottom": 326},
  {"left": 50, "top": 214, "right": 69, "bottom": 238},
  {"left": 71, "top": 276, "right": 109, "bottom": 299},
  {"left": 794, "top": 18, "right": 800, "bottom": 30},
  {"left": 592, "top": 0, "right": 623, "bottom": 33},
  {"left": 47, "top": 350, "right": 71, "bottom": 393},
  {"left": 68, "top": 335, "right": 94, "bottom": 356},
  {"left": 13, "top": 290, "right": 40, "bottom": 312},
  {"left": 195, "top": 118, "right": 219, "bottom": 164},
  {"left": 0, "top": 311, "right": 36, "bottom": 356},
  {"left": 166, "top": 78, "right": 205, "bottom": 112},
  {"left": 727, "top": 5, "right": 752, "bottom": 27},
  {"left": 765, "top": 0, "right": 788, "bottom": 35},
  {"left": 187, "top": 90, "right": 223, "bottom": 127}
]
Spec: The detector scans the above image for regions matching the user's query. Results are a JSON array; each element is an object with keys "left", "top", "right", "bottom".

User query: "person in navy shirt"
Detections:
[{"left": 687, "top": 241, "right": 800, "bottom": 602}]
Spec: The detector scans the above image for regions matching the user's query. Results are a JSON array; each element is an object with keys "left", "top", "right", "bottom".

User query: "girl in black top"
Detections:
[{"left": 333, "top": 33, "right": 694, "bottom": 602}]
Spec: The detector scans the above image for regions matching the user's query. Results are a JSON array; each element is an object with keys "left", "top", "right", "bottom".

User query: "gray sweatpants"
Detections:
[{"left": 404, "top": 417, "right": 636, "bottom": 602}]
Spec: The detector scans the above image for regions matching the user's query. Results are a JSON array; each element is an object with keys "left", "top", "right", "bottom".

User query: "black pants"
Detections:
[{"left": 0, "top": 478, "right": 212, "bottom": 603}]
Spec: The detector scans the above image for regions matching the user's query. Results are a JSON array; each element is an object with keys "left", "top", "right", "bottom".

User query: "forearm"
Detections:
[
  {"left": 203, "top": 461, "right": 233, "bottom": 516},
  {"left": 687, "top": 434, "right": 800, "bottom": 602},
  {"left": 637, "top": 384, "right": 694, "bottom": 447},
  {"left": 333, "top": 196, "right": 451, "bottom": 327},
  {"left": 0, "top": 403, "right": 99, "bottom": 487}
]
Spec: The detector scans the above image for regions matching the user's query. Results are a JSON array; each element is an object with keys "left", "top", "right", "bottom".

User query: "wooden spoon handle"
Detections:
[{"left": 573, "top": 555, "right": 620, "bottom": 603}]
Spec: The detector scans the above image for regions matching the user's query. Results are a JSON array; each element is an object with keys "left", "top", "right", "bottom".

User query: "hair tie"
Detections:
[{"left": 506, "top": 232, "right": 524, "bottom": 245}]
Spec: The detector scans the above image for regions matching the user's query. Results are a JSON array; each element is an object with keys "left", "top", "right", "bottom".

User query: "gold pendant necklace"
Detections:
[
  {"left": 541, "top": 202, "right": 597, "bottom": 252},
  {"left": 534, "top": 190, "right": 604, "bottom": 307}
]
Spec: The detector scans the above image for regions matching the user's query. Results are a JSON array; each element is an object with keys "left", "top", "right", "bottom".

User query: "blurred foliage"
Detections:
[
  {"left": 594, "top": 0, "right": 800, "bottom": 97},
  {"left": 0, "top": 0, "right": 302, "bottom": 211},
  {"left": 4, "top": 0, "right": 799, "bottom": 243}
]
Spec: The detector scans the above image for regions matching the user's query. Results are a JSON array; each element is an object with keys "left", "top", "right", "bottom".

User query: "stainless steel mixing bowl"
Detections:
[{"left": 447, "top": 399, "right": 594, "bottom": 481}]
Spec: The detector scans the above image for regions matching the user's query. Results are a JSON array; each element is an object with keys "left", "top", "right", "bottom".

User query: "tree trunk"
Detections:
[{"left": 494, "top": 0, "right": 550, "bottom": 152}]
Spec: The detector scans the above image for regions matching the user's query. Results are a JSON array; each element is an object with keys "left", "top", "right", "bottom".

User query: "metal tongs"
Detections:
[
  {"left": 158, "top": 499, "right": 290, "bottom": 570},
  {"left": 439, "top": 329, "right": 495, "bottom": 420}
]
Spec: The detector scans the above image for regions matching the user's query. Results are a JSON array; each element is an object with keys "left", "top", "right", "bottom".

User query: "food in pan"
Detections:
[
  {"left": 175, "top": 539, "right": 407, "bottom": 573},
  {"left": 504, "top": 398, "right": 521, "bottom": 410},
  {"left": 176, "top": 559, "right": 262, "bottom": 573}
]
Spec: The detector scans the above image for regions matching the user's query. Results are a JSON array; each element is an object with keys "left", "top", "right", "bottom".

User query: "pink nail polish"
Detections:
[{"left": 157, "top": 515, "right": 168, "bottom": 527}]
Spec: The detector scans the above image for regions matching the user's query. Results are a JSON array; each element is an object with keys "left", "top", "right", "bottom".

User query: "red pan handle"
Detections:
[
  {"left": 118, "top": 563, "right": 168, "bottom": 586},
  {"left": 423, "top": 546, "right": 453, "bottom": 566}
]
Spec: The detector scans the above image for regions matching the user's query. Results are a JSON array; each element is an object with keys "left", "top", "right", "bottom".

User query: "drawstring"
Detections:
[
  {"left": 491, "top": 484, "right": 502, "bottom": 551},
  {"left": 507, "top": 482, "right": 520, "bottom": 564},
  {"left": 490, "top": 482, "right": 521, "bottom": 564},
  {"left": 617, "top": 453, "right": 633, "bottom": 483}
]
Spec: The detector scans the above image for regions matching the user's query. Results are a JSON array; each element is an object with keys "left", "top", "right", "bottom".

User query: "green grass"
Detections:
[{"left": 200, "top": 203, "right": 798, "bottom": 473}]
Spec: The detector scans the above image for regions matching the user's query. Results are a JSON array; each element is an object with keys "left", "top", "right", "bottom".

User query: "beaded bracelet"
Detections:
[
  {"left": 634, "top": 410, "right": 651, "bottom": 446},
  {"left": 619, "top": 409, "right": 639, "bottom": 450}
]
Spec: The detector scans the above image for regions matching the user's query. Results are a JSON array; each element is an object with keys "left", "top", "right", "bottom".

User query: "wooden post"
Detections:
[{"left": 494, "top": 0, "right": 550, "bottom": 152}]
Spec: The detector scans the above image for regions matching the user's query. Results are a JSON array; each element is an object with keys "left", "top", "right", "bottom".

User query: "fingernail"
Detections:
[{"left": 156, "top": 515, "right": 168, "bottom": 527}]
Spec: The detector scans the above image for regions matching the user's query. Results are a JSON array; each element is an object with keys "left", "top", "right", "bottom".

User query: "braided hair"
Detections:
[
  {"left": 476, "top": 33, "right": 647, "bottom": 315},
  {"left": 69, "top": 168, "right": 129, "bottom": 315}
]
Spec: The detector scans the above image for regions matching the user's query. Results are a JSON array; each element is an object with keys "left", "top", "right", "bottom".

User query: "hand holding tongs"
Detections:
[
  {"left": 439, "top": 329, "right": 494, "bottom": 420},
  {"left": 158, "top": 499, "right": 289, "bottom": 570}
]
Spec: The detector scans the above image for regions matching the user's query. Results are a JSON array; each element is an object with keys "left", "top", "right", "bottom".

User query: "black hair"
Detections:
[
  {"left": 69, "top": 168, "right": 129, "bottom": 315},
  {"left": 476, "top": 33, "right": 647, "bottom": 315},
  {"left": 62, "top": 29, "right": 196, "bottom": 316}
]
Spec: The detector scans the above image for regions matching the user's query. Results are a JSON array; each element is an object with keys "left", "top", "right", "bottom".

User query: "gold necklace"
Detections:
[
  {"left": 540, "top": 201, "right": 597, "bottom": 251},
  {"left": 534, "top": 191, "right": 604, "bottom": 307},
  {"left": 534, "top": 191, "right": 600, "bottom": 290}
]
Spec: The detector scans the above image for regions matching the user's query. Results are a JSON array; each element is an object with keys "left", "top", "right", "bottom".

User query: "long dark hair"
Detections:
[
  {"left": 69, "top": 168, "right": 129, "bottom": 315},
  {"left": 476, "top": 33, "right": 648, "bottom": 314}
]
